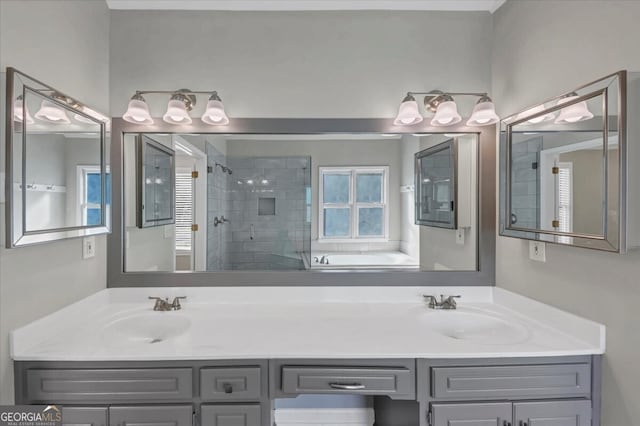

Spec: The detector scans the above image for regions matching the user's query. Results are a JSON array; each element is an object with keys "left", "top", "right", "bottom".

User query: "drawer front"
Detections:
[
  {"left": 201, "top": 405, "right": 261, "bottom": 426},
  {"left": 26, "top": 368, "right": 193, "bottom": 403},
  {"left": 514, "top": 400, "right": 592, "bottom": 426},
  {"left": 282, "top": 366, "right": 413, "bottom": 396},
  {"left": 431, "top": 402, "right": 512, "bottom": 426},
  {"left": 109, "top": 406, "right": 193, "bottom": 426},
  {"left": 200, "top": 367, "right": 261, "bottom": 401},
  {"left": 63, "top": 407, "right": 108, "bottom": 426},
  {"left": 432, "top": 363, "right": 591, "bottom": 400}
]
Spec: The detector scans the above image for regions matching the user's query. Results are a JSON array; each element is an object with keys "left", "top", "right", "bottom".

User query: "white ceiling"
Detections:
[{"left": 106, "top": 0, "right": 507, "bottom": 13}]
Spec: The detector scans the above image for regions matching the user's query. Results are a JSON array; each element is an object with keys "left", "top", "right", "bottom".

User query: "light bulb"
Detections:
[
  {"left": 163, "top": 98, "right": 192, "bottom": 125},
  {"left": 393, "top": 94, "right": 423, "bottom": 126},
  {"left": 34, "top": 100, "right": 71, "bottom": 124},
  {"left": 202, "top": 92, "right": 230, "bottom": 125},
  {"left": 123, "top": 94, "right": 153, "bottom": 125},
  {"left": 466, "top": 96, "right": 499, "bottom": 127},
  {"left": 430, "top": 99, "right": 462, "bottom": 127}
]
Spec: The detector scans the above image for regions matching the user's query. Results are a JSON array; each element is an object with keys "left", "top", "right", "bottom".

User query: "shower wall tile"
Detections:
[{"left": 226, "top": 156, "right": 311, "bottom": 270}]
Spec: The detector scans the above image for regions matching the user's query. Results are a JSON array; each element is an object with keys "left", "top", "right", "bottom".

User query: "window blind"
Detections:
[{"left": 175, "top": 171, "right": 193, "bottom": 251}]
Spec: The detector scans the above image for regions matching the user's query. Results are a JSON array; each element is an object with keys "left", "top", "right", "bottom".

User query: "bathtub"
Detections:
[{"left": 311, "top": 251, "right": 418, "bottom": 269}]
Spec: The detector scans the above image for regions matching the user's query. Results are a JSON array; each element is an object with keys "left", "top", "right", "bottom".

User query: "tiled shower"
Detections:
[{"left": 206, "top": 148, "right": 311, "bottom": 271}]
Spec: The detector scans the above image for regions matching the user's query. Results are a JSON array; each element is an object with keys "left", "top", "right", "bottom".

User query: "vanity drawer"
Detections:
[
  {"left": 62, "top": 407, "right": 108, "bottom": 426},
  {"left": 200, "top": 367, "right": 262, "bottom": 401},
  {"left": 281, "top": 366, "right": 413, "bottom": 396},
  {"left": 25, "top": 368, "right": 193, "bottom": 403},
  {"left": 431, "top": 363, "right": 591, "bottom": 400},
  {"left": 201, "top": 404, "right": 261, "bottom": 426},
  {"left": 109, "top": 405, "right": 193, "bottom": 426}
]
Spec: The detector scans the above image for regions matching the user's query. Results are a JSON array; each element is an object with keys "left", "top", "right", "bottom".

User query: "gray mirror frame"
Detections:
[
  {"left": 414, "top": 139, "right": 458, "bottom": 229},
  {"left": 4, "top": 67, "right": 111, "bottom": 248},
  {"left": 108, "top": 118, "right": 496, "bottom": 287},
  {"left": 499, "top": 70, "right": 628, "bottom": 253}
]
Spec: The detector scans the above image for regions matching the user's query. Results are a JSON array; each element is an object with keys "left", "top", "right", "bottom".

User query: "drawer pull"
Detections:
[
  {"left": 223, "top": 383, "right": 233, "bottom": 394},
  {"left": 329, "top": 382, "right": 366, "bottom": 390}
]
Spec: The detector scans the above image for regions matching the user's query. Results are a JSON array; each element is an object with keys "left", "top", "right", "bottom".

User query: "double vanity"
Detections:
[{"left": 11, "top": 287, "right": 604, "bottom": 426}]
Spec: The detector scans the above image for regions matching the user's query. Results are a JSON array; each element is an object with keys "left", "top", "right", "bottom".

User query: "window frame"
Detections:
[
  {"left": 318, "top": 166, "right": 389, "bottom": 242},
  {"left": 77, "top": 165, "right": 111, "bottom": 227}
]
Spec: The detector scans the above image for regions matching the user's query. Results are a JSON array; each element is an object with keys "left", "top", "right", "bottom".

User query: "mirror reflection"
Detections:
[
  {"left": 10, "top": 86, "right": 109, "bottom": 246},
  {"left": 501, "top": 71, "right": 623, "bottom": 251},
  {"left": 123, "top": 133, "right": 478, "bottom": 272}
]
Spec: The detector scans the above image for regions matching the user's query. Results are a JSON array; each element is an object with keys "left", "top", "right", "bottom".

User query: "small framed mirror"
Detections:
[
  {"left": 500, "top": 71, "right": 627, "bottom": 252},
  {"left": 415, "top": 139, "right": 457, "bottom": 229},
  {"left": 136, "top": 135, "right": 175, "bottom": 228},
  {"left": 5, "top": 67, "right": 110, "bottom": 247}
]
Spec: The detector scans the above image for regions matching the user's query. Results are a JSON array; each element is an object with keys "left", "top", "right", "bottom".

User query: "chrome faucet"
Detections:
[
  {"left": 423, "top": 294, "right": 461, "bottom": 310},
  {"left": 149, "top": 296, "right": 186, "bottom": 311}
]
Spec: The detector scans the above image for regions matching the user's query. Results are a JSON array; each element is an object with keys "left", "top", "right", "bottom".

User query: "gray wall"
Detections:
[
  {"left": 109, "top": 10, "right": 492, "bottom": 118},
  {"left": 0, "top": 0, "right": 110, "bottom": 403},
  {"left": 492, "top": 2, "right": 640, "bottom": 425}
]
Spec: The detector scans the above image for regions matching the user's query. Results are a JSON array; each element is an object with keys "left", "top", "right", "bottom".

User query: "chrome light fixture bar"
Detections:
[
  {"left": 394, "top": 90, "right": 499, "bottom": 127},
  {"left": 122, "top": 89, "right": 230, "bottom": 126}
]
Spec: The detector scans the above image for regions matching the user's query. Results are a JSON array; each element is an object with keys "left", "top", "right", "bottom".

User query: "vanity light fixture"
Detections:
[
  {"left": 394, "top": 90, "right": 498, "bottom": 127},
  {"left": 393, "top": 94, "right": 423, "bottom": 125},
  {"left": 429, "top": 95, "right": 462, "bottom": 126},
  {"left": 123, "top": 93, "right": 153, "bottom": 124},
  {"left": 519, "top": 104, "right": 556, "bottom": 124},
  {"left": 554, "top": 92, "right": 594, "bottom": 124},
  {"left": 466, "top": 95, "right": 500, "bottom": 126},
  {"left": 34, "top": 99, "right": 71, "bottom": 124},
  {"left": 13, "top": 95, "right": 34, "bottom": 124},
  {"left": 122, "top": 89, "right": 230, "bottom": 126},
  {"left": 202, "top": 92, "right": 229, "bottom": 125},
  {"left": 163, "top": 90, "right": 194, "bottom": 125}
]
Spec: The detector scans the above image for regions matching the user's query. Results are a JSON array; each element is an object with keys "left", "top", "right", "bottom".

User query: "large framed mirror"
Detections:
[
  {"left": 109, "top": 119, "right": 495, "bottom": 286},
  {"left": 500, "top": 71, "right": 631, "bottom": 253},
  {"left": 5, "top": 68, "right": 110, "bottom": 247}
]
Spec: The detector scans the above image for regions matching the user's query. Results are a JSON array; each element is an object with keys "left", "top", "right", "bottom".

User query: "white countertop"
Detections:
[{"left": 10, "top": 286, "right": 605, "bottom": 361}]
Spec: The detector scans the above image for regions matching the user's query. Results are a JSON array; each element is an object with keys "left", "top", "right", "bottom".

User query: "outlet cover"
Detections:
[
  {"left": 83, "top": 236, "right": 96, "bottom": 259},
  {"left": 529, "top": 241, "right": 546, "bottom": 262},
  {"left": 456, "top": 228, "right": 465, "bottom": 245}
]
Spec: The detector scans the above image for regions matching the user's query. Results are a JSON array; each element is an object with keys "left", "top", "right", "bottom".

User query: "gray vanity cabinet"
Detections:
[
  {"left": 200, "top": 405, "right": 261, "bottom": 426},
  {"left": 419, "top": 357, "right": 599, "bottom": 426},
  {"left": 431, "top": 401, "right": 591, "bottom": 426},
  {"left": 430, "top": 402, "right": 512, "bottom": 426},
  {"left": 109, "top": 406, "right": 193, "bottom": 426}
]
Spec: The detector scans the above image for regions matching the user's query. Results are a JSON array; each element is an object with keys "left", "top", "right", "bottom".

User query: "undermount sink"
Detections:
[
  {"left": 102, "top": 312, "right": 191, "bottom": 344},
  {"left": 423, "top": 310, "right": 531, "bottom": 345}
]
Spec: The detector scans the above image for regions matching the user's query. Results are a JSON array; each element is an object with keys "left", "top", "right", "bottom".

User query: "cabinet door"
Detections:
[
  {"left": 109, "top": 406, "right": 192, "bottom": 426},
  {"left": 431, "top": 402, "right": 512, "bottom": 426},
  {"left": 514, "top": 400, "right": 591, "bottom": 426},
  {"left": 63, "top": 407, "right": 107, "bottom": 426},
  {"left": 201, "top": 405, "right": 261, "bottom": 426}
]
